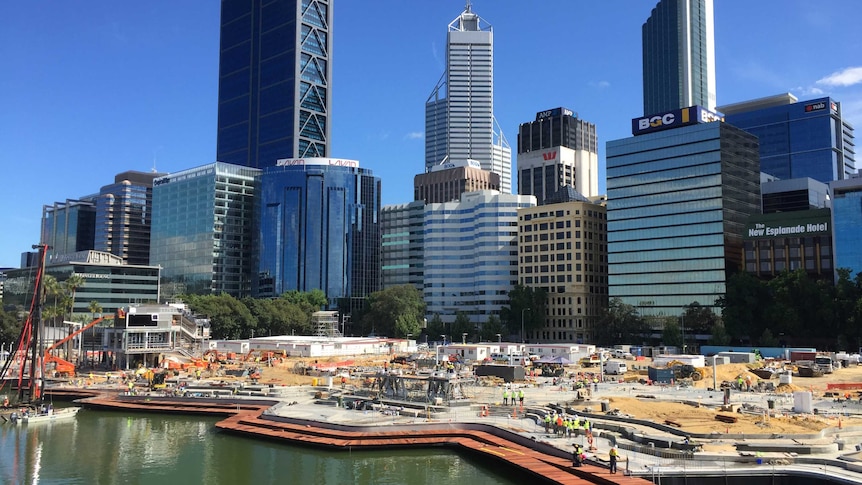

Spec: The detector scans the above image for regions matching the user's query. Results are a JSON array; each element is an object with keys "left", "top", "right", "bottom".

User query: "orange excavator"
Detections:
[{"left": 43, "top": 315, "right": 108, "bottom": 378}]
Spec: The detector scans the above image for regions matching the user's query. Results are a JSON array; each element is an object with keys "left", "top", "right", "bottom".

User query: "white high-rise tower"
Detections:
[{"left": 425, "top": 3, "right": 512, "bottom": 193}]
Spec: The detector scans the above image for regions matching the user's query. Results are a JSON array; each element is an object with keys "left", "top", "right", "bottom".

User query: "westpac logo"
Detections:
[{"left": 542, "top": 151, "right": 557, "bottom": 161}]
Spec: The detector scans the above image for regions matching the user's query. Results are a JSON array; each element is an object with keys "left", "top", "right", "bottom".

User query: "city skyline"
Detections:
[{"left": 2, "top": 1, "right": 861, "bottom": 268}]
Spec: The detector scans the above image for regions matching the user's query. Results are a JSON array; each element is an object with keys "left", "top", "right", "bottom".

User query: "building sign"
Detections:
[
  {"left": 804, "top": 101, "right": 827, "bottom": 113},
  {"left": 631, "top": 106, "right": 724, "bottom": 135},
  {"left": 744, "top": 211, "right": 831, "bottom": 240},
  {"left": 50, "top": 250, "right": 124, "bottom": 266},
  {"left": 276, "top": 158, "right": 360, "bottom": 168},
  {"left": 536, "top": 107, "right": 573, "bottom": 121}
]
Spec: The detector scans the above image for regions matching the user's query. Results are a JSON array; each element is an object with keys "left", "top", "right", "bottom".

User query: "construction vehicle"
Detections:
[
  {"left": 579, "top": 353, "right": 602, "bottom": 367},
  {"left": 673, "top": 364, "right": 703, "bottom": 381},
  {"left": 42, "top": 316, "right": 107, "bottom": 378}
]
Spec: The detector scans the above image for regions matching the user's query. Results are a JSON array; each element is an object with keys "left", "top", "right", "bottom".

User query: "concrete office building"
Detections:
[
  {"left": 216, "top": 0, "right": 332, "bottom": 168},
  {"left": 761, "top": 178, "right": 830, "bottom": 214},
  {"left": 414, "top": 159, "right": 500, "bottom": 204},
  {"left": 380, "top": 201, "right": 425, "bottom": 291},
  {"left": 719, "top": 94, "right": 856, "bottom": 183},
  {"left": 517, "top": 107, "right": 599, "bottom": 202},
  {"left": 150, "top": 162, "right": 260, "bottom": 298},
  {"left": 607, "top": 106, "right": 760, "bottom": 317},
  {"left": 424, "top": 190, "right": 535, "bottom": 325},
  {"left": 425, "top": 5, "right": 512, "bottom": 193},
  {"left": 517, "top": 196, "right": 607, "bottom": 343},
  {"left": 830, "top": 176, "right": 862, "bottom": 279},
  {"left": 642, "top": 0, "right": 715, "bottom": 114},
  {"left": 257, "top": 158, "right": 381, "bottom": 309}
]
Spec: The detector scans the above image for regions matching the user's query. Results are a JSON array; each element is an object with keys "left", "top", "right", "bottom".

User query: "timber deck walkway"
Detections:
[{"left": 60, "top": 390, "right": 648, "bottom": 485}]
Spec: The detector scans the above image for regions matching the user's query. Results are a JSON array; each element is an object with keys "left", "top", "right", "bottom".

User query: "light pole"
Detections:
[
  {"left": 520, "top": 308, "right": 531, "bottom": 344},
  {"left": 462, "top": 333, "right": 467, "bottom": 345},
  {"left": 496, "top": 333, "right": 501, "bottom": 343},
  {"left": 681, "top": 314, "right": 686, "bottom": 354}
]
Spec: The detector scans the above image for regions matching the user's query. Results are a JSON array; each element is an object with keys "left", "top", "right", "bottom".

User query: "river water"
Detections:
[{"left": 0, "top": 407, "right": 522, "bottom": 485}]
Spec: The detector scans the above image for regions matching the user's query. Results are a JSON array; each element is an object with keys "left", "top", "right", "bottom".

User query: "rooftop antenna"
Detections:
[
  {"left": 152, "top": 150, "right": 158, "bottom": 173},
  {"left": 465, "top": 0, "right": 471, "bottom": 13}
]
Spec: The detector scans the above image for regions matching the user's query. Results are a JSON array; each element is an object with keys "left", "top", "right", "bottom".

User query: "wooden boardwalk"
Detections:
[{"left": 59, "top": 390, "right": 649, "bottom": 485}]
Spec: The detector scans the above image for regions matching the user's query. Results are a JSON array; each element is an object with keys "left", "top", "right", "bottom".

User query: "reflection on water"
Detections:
[{"left": 0, "top": 409, "right": 522, "bottom": 485}]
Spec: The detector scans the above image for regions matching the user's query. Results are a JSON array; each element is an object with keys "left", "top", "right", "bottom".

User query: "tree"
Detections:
[
  {"left": 479, "top": 314, "right": 506, "bottom": 342},
  {"left": 450, "top": 312, "right": 474, "bottom": 342},
  {"left": 184, "top": 293, "right": 256, "bottom": 339},
  {"left": 593, "top": 298, "right": 648, "bottom": 346},
  {"left": 0, "top": 308, "right": 22, "bottom": 348},
  {"left": 759, "top": 328, "right": 779, "bottom": 347},
  {"left": 717, "top": 272, "right": 771, "bottom": 342},
  {"left": 361, "top": 285, "right": 425, "bottom": 338},
  {"left": 707, "top": 322, "right": 731, "bottom": 346},
  {"left": 681, "top": 302, "right": 718, "bottom": 335},
  {"left": 63, "top": 274, "right": 86, "bottom": 320},
  {"left": 503, "top": 285, "right": 547, "bottom": 342},
  {"left": 424, "top": 314, "right": 445, "bottom": 342},
  {"left": 661, "top": 318, "right": 682, "bottom": 347}
]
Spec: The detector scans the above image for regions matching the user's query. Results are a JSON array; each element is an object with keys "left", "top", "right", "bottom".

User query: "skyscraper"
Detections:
[
  {"left": 517, "top": 107, "right": 599, "bottom": 203},
  {"left": 150, "top": 162, "right": 260, "bottom": 298},
  {"left": 95, "top": 171, "right": 162, "bottom": 266},
  {"left": 718, "top": 94, "right": 856, "bottom": 183},
  {"left": 642, "top": 0, "right": 715, "bottom": 114},
  {"left": 216, "top": 0, "right": 332, "bottom": 168},
  {"left": 607, "top": 110, "right": 760, "bottom": 317},
  {"left": 425, "top": 4, "right": 512, "bottom": 193},
  {"left": 257, "top": 158, "right": 381, "bottom": 307}
]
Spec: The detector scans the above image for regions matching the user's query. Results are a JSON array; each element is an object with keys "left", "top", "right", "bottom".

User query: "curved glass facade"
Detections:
[
  {"left": 607, "top": 122, "right": 760, "bottom": 316},
  {"left": 257, "top": 163, "right": 381, "bottom": 302}
]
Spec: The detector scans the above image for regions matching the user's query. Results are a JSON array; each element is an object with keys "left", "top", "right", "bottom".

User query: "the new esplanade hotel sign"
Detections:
[
  {"left": 631, "top": 106, "right": 725, "bottom": 136},
  {"left": 744, "top": 211, "right": 831, "bottom": 240}
]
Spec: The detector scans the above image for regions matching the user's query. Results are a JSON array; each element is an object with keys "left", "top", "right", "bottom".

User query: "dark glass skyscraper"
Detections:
[
  {"left": 642, "top": 0, "right": 715, "bottom": 114},
  {"left": 216, "top": 0, "right": 331, "bottom": 168}
]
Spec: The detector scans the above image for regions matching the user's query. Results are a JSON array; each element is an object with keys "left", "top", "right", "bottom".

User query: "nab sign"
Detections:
[{"left": 632, "top": 106, "right": 724, "bottom": 136}]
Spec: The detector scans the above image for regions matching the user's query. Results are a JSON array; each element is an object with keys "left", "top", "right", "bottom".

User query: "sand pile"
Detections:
[{"left": 604, "top": 396, "right": 862, "bottom": 434}]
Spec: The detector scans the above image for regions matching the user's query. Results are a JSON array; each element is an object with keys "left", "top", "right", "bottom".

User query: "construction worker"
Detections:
[
  {"left": 572, "top": 444, "right": 583, "bottom": 467},
  {"left": 503, "top": 388, "right": 510, "bottom": 406},
  {"left": 544, "top": 413, "right": 551, "bottom": 432},
  {"left": 609, "top": 447, "right": 619, "bottom": 474},
  {"left": 518, "top": 389, "right": 525, "bottom": 407}
]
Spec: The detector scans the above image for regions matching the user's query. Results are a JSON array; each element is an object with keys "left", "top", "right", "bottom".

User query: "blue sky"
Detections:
[{"left": 1, "top": 1, "right": 861, "bottom": 268}]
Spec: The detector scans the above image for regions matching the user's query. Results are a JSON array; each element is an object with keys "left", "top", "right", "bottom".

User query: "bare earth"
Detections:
[{"left": 223, "top": 356, "right": 862, "bottom": 436}]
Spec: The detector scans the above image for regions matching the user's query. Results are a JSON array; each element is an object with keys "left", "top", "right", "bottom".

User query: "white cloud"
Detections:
[
  {"left": 589, "top": 80, "right": 610, "bottom": 89},
  {"left": 817, "top": 67, "right": 862, "bottom": 87},
  {"left": 791, "top": 85, "right": 824, "bottom": 97},
  {"left": 405, "top": 132, "right": 424, "bottom": 140}
]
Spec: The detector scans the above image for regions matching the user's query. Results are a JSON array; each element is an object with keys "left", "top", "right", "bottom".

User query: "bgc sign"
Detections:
[{"left": 632, "top": 106, "right": 724, "bottom": 135}]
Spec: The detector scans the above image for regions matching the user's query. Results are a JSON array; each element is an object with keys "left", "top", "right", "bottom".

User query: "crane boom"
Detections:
[{"left": 46, "top": 316, "right": 106, "bottom": 354}]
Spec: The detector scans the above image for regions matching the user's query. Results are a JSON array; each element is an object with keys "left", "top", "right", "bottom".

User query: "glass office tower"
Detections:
[
  {"left": 642, "top": 0, "right": 715, "bottom": 114},
  {"left": 720, "top": 94, "right": 856, "bottom": 183},
  {"left": 257, "top": 158, "right": 381, "bottom": 304},
  {"left": 607, "top": 120, "right": 760, "bottom": 316},
  {"left": 41, "top": 199, "right": 96, "bottom": 259},
  {"left": 150, "top": 162, "right": 260, "bottom": 298},
  {"left": 830, "top": 176, "right": 862, "bottom": 279},
  {"left": 216, "top": 0, "right": 332, "bottom": 168},
  {"left": 425, "top": 5, "right": 512, "bottom": 193}
]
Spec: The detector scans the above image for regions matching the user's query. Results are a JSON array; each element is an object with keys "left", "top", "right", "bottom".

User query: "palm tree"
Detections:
[
  {"left": 42, "top": 274, "right": 62, "bottom": 325},
  {"left": 63, "top": 274, "right": 86, "bottom": 320},
  {"left": 85, "top": 301, "right": 103, "bottom": 367}
]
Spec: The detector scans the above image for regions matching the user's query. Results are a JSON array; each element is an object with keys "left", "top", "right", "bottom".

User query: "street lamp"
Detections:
[{"left": 520, "top": 308, "right": 531, "bottom": 344}]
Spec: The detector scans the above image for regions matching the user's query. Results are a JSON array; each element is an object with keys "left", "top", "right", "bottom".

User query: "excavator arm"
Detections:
[{"left": 45, "top": 316, "right": 106, "bottom": 354}]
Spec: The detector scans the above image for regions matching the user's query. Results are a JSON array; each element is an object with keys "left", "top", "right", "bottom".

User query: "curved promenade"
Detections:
[{"left": 53, "top": 389, "right": 647, "bottom": 485}]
